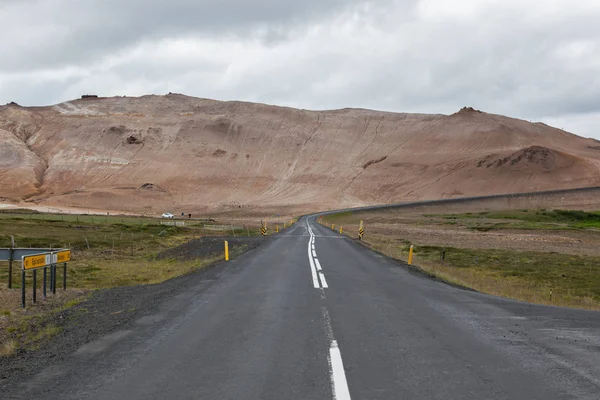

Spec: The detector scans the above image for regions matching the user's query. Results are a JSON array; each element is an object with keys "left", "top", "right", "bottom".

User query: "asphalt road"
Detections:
[{"left": 6, "top": 217, "right": 600, "bottom": 399}]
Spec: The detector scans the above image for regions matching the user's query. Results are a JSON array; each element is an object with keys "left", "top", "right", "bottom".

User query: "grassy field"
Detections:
[
  {"left": 0, "top": 212, "right": 278, "bottom": 356},
  {"left": 321, "top": 208, "right": 600, "bottom": 310},
  {"left": 427, "top": 209, "right": 600, "bottom": 230}
]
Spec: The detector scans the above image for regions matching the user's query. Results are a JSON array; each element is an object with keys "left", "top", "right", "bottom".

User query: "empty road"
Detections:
[{"left": 5, "top": 216, "right": 600, "bottom": 399}]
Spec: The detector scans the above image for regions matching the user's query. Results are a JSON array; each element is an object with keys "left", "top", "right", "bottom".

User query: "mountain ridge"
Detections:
[{"left": 1, "top": 94, "right": 599, "bottom": 215}]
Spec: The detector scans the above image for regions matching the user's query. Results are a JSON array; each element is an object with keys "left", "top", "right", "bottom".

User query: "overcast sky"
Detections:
[{"left": 1, "top": 0, "right": 599, "bottom": 138}]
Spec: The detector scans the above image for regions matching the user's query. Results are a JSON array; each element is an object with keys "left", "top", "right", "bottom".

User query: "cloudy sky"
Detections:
[{"left": 1, "top": 0, "right": 599, "bottom": 138}]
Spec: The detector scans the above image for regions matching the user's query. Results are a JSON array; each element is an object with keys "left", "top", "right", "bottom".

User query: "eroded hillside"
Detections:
[{"left": 1, "top": 95, "right": 599, "bottom": 215}]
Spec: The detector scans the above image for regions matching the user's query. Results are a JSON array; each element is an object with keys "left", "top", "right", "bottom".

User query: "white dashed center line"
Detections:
[
  {"left": 308, "top": 219, "right": 352, "bottom": 400},
  {"left": 307, "top": 222, "right": 329, "bottom": 290}
]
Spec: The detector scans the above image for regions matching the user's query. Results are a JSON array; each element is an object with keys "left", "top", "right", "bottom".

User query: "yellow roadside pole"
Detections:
[
  {"left": 276, "top": 225, "right": 279, "bottom": 233},
  {"left": 332, "top": 224, "right": 335, "bottom": 230},
  {"left": 359, "top": 220, "right": 364, "bottom": 240},
  {"left": 340, "top": 226, "right": 343, "bottom": 234},
  {"left": 225, "top": 241, "right": 229, "bottom": 261},
  {"left": 408, "top": 245, "right": 414, "bottom": 265}
]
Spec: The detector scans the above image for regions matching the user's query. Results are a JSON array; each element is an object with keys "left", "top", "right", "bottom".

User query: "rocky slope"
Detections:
[{"left": 1, "top": 95, "right": 599, "bottom": 215}]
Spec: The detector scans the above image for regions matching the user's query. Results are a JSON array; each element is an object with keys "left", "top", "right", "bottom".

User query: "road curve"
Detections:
[{"left": 4, "top": 216, "right": 600, "bottom": 399}]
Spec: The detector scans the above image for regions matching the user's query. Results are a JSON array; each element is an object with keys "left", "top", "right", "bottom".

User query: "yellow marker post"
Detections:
[
  {"left": 340, "top": 226, "right": 343, "bottom": 234},
  {"left": 332, "top": 224, "right": 335, "bottom": 230},
  {"left": 224, "top": 241, "right": 229, "bottom": 261},
  {"left": 276, "top": 225, "right": 279, "bottom": 233},
  {"left": 408, "top": 245, "right": 414, "bottom": 265}
]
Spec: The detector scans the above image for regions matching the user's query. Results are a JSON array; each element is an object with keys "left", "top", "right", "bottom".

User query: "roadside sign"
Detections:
[
  {"left": 22, "top": 253, "right": 53, "bottom": 270},
  {"left": 1, "top": 247, "right": 72, "bottom": 308},
  {"left": 56, "top": 250, "right": 71, "bottom": 263},
  {"left": 22, "top": 250, "right": 71, "bottom": 270},
  {"left": 261, "top": 227, "right": 267, "bottom": 236}
]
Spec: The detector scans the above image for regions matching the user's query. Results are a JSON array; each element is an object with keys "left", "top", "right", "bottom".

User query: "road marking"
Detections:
[
  {"left": 307, "top": 222, "right": 319, "bottom": 288},
  {"left": 329, "top": 340, "right": 352, "bottom": 400},
  {"left": 321, "top": 304, "right": 334, "bottom": 342},
  {"left": 311, "top": 220, "right": 352, "bottom": 399},
  {"left": 315, "top": 258, "right": 323, "bottom": 271},
  {"left": 308, "top": 243, "right": 319, "bottom": 288},
  {"left": 307, "top": 220, "right": 331, "bottom": 290},
  {"left": 319, "top": 272, "right": 329, "bottom": 288}
]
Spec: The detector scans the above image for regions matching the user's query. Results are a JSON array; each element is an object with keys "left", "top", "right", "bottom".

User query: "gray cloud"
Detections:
[
  {"left": 0, "top": 0, "right": 365, "bottom": 71},
  {"left": 1, "top": 0, "right": 599, "bottom": 139}
]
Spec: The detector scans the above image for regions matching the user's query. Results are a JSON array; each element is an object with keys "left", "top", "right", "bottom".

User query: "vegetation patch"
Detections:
[{"left": 430, "top": 209, "right": 600, "bottom": 230}]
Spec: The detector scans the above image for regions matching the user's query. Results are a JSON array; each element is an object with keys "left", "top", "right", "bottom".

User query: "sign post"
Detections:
[
  {"left": 21, "top": 270, "right": 25, "bottom": 308},
  {"left": 32, "top": 270, "right": 37, "bottom": 303},
  {"left": 8, "top": 236, "right": 15, "bottom": 288},
  {"left": 43, "top": 267, "right": 47, "bottom": 298},
  {"left": 52, "top": 264, "right": 56, "bottom": 295},
  {"left": 20, "top": 249, "right": 71, "bottom": 308}
]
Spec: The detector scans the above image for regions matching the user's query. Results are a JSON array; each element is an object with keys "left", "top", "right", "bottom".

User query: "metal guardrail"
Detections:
[
  {"left": 203, "top": 225, "right": 245, "bottom": 231},
  {"left": 311, "top": 186, "right": 600, "bottom": 217},
  {"left": 0, "top": 248, "right": 62, "bottom": 260},
  {"left": 160, "top": 221, "right": 186, "bottom": 227}
]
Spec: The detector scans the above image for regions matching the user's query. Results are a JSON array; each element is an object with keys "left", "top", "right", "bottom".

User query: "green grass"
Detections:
[
  {"left": 364, "top": 235, "right": 600, "bottom": 309},
  {"left": 322, "top": 211, "right": 354, "bottom": 222},
  {"left": 430, "top": 209, "right": 600, "bottom": 230},
  {"left": 410, "top": 245, "right": 600, "bottom": 299},
  {"left": 0, "top": 215, "right": 259, "bottom": 289}
]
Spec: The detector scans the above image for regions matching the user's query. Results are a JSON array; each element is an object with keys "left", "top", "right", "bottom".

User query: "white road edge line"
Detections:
[
  {"left": 329, "top": 340, "right": 352, "bottom": 400},
  {"left": 319, "top": 272, "right": 329, "bottom": 288},
  {"left": 315, "top": 258, "right": 323, "bottom": 272},
  {"left": 312, "top": 250, "right": 318, "bottom": 258}
]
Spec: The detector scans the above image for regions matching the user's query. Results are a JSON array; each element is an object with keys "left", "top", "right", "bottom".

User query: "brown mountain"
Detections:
[{"left": 1, "top": 94, "right": 600, "bottom": 215}]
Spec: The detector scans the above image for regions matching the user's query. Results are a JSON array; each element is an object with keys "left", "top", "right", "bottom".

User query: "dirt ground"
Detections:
[
  {"left": 332, "top": 199, "right": 600, "bottom": 256},
  {"left": 369, "top": 220, "right": 600, "bottom": 256}
]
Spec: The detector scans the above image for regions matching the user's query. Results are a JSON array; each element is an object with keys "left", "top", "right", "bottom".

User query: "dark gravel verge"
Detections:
[
  {"left": 157, "top": 236, "right": 262, "bottom": 260},
  {"left": 0, "top": 236, "right": 263, "bottom": 391}
]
